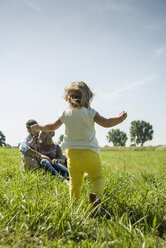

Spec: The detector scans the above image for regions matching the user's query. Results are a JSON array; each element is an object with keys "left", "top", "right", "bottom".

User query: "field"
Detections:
[{"left": 0, "top": 147, "right": 166, "bottom": 248}]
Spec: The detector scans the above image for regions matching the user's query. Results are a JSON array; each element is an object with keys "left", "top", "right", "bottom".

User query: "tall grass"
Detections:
[{"left": 0, "top": 148, "right": 165, "bottom": 247}]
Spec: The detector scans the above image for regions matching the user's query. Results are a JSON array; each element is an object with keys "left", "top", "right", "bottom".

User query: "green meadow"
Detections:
[{"left": 0, "top": 147, "right": 166, "bottom": 248}]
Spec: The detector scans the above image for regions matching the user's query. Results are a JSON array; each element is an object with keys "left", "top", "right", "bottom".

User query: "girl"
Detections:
[{"left": 31, "top": 81, "right": 127, "bottom": 212}]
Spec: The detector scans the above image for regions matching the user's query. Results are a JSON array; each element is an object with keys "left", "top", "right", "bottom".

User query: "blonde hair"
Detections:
[{"left": 64, "top": 81, "right": 94, "bottom": 108}]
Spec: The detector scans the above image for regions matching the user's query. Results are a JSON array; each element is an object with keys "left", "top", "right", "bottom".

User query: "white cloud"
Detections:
[
  {"left": 23, "top": 0, "right": 41, "bottom": 12},
  {"left": 96, "top": 75, "right": 159, "bottom": 102},
  {"left": 155, "top": 45, "right": 166, "bottom": 57}
]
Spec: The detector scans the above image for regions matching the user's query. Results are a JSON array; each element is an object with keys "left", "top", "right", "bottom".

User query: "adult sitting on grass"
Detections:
[
  {"left": 19, "top": 119, "right": 67, "bottom": 180},
  {"left": 29, "top": 131, "right": 69, "bottom": 180}
]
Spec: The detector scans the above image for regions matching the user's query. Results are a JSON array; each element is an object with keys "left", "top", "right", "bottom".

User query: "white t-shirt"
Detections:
[{"left": 60, "top": 107, "right": 99, "bottom": 154}]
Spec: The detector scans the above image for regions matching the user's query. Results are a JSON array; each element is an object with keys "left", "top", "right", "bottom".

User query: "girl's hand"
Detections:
[
  {"left": 119, "top": 111, "right": 127, "bottom": 121},
  {"left": 31, "top": 124, "right": 40, "bottom": 132}
]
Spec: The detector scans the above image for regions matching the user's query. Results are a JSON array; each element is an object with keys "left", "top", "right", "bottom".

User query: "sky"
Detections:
[{"left": 0, "top": 0, "right": 166, "bottom": 147}]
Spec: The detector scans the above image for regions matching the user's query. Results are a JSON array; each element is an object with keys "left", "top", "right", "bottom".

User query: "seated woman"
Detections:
[{"left": 29, "top": 131, "right": 69, "bottom": 180}]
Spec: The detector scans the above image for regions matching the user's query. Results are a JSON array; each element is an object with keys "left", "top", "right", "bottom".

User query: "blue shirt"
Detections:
[{"left": 19, "top": 134, "right": 33, "bottom": 169}]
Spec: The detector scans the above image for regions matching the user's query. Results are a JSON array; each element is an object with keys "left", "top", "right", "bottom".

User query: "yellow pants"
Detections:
[{"left": 67, "top": 149, "right": 104, "bottom": 201}]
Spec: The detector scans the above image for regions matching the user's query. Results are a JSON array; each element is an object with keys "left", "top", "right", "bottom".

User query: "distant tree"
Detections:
[
  {"left": 5, "top": 144, "right": 12, "bottom": 148},
  {"left": 58, "top": 134, "right": 64, "bottom": 145},
  {"left": 0, "top": 131, "right": 6, "bottom": 147},
  {"left": 106, "top": 129, "right": 128, "bottom": 146},
  {"left": 130, "top": 120, "right": 154, "bottom": 146}
]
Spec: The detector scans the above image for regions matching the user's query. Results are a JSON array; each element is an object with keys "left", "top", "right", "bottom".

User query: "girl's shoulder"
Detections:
[
  {"left": 60, "top": 108, "right": 71, "bottom": 117},
  {"left": 88, "top": 107, "right": 97, "bottom": 117}
]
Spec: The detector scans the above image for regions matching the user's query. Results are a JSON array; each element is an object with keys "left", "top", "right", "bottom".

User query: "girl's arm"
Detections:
[
  {"left": 31, "top": 118, "right": 63, "bottom": 132},
  {"left": 94, "top": 111, "right": 127, "bottom": 128}
]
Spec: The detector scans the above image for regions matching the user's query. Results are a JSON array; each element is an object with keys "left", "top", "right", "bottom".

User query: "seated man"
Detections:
[
  {"left": 19, "top": 119, "right": 45, "bottom": 170},
  {"left": 19, "top": 119, "right": 67, "bottom": 180}
]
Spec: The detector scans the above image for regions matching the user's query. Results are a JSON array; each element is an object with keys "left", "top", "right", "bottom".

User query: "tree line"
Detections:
[
  {"left": 107, "top": 120, "right": 153, "bottom": 147},
  {"left": 0, "top": 120, "right": 154, "bottom": 148},
  {"left": 0, "top": 131, "right": 6, "bottom": 147}
]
